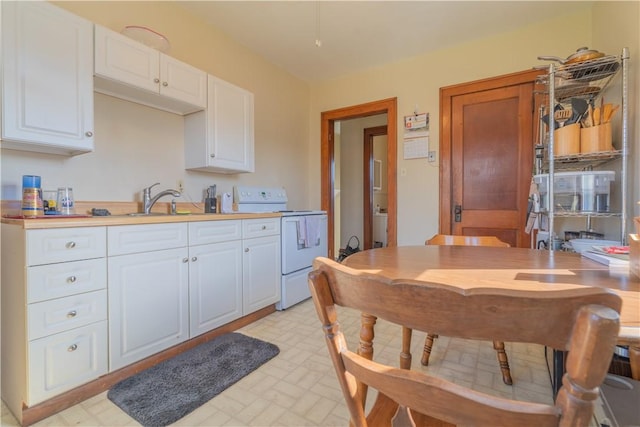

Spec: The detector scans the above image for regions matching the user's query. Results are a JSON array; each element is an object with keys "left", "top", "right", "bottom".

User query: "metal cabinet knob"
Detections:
[
  {"left": 182, "top": 258, "right": 189, "bottom": 263},
  {"left": 154, "top": 78, "right": 160, "bottom": 83},
  {"left": 210, "top": 153, "right": 216, "bottom": 158},
  {"left": 67, "top": 276, "right": 77, "bottom": 283},
  {"left": 245, "top": 248, "right": 249, "bottom": 252},
  {"left": 85, "top": 131, "right": 93, "bottom": 137},
  {"left": 191, "top": 257, "right": 197, "bottom": 262},
  {"left": 65, "top": 241, "right": 76, "bottom": 249},
  {"left": 68, "top": 344, "right": 78, "bottom": 352},
  {"left": 262, "top": 225, "right": 267, "bottom": 230},
  {"left": 162, "top": 81, "right": 168, "bottom": 87},
  {"left": 67, "top": 310, "right": 77, "bottom": 318}
]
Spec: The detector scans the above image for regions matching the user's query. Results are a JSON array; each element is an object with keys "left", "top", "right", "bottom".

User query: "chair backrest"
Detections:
[
  {"left": 308, "top": 257, "right": 621, "bottom": 427},
  {"left": 426, "top": 234, "right": 510, "bottom": 247}
]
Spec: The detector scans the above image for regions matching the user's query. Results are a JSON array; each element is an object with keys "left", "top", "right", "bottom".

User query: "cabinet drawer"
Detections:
[
  {"left": 28, "top": 321, "right": 108, "bottom": 405},
  {"left": 27, "top": 227, "right": 106, "bottom": 265},
  {"left": 242, "top": 218, "right": 280, "bottom": 239},
  {"left": 189, "top": 220, "right": 241, "bottom": 246},
  {"left": 108, "top": 223, "right": 188, "bottom": 256},
  {"left": 28, "top": 290, "right": 107, "bottom": 340},
  {"left": 27, "top": 258, "right": 106, "bottom": 303}
]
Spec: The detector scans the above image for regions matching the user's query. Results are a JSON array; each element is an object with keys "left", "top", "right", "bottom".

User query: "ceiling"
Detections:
[{"left": 178, "top": 1, "right": 592, "bottom": 82}]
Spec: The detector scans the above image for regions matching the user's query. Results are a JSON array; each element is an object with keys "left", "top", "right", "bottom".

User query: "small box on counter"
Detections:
[{"left": 630, "top": 234, "right": 640, "bottom": 279}]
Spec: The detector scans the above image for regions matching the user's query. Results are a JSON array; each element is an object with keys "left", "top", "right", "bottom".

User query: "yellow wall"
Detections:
[{"left": 309, "top": 3, "right": 638, "bottom": 244}]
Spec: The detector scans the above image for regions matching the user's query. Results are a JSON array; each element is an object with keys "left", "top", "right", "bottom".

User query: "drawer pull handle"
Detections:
[
  {"left": 262, "top": 225, "right": 267, "bottom": 230},
  {"left": 182, "top": 258, "right": 189, "bottom": 263},
  {"left": 67, "top": 276, "right": 77, "bottom": 283},
  {"left": 65, "top": 241, "right": 76, "bottom": 249},
  {"left": 67, "top": 310, "right": 77, "bottom": 318},
  {"left": 191, "top": 257, "right": 197, "bottom": 262},
  {"left": 68, "top": 344, "right": 78, "bottom": 352}
]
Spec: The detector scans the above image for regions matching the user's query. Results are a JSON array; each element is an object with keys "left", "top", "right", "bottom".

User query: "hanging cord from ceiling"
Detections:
[{"left": 315, "top": 1, "right": 322, "bottom": 47}]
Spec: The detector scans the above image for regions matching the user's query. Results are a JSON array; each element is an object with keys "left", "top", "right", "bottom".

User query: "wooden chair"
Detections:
[
  {"left": 308, "top": 257, "right": 621, "bottom": 427},
  {"left": 419, "top": 234, "right": 514, "bottom": 385}
]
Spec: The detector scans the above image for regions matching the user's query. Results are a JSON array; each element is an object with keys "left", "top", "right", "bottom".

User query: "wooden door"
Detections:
[{"left": 441, "top": 70, "right": 542, "bottom": 247}]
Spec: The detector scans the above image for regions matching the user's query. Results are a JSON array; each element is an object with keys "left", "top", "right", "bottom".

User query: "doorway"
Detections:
[
  {"left": 363, "top": 125, "right": 388, "bottom": 249},
  {"left": 439, "top": 69, "right": 542, "bottom": 247},
  {"left": 321, "top": 98, "right": 397, "bottom": 259}
]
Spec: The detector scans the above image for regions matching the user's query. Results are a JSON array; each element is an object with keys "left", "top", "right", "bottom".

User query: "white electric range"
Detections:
[{"left": 234, "top": 186, "right": 328, "bottom": 310}]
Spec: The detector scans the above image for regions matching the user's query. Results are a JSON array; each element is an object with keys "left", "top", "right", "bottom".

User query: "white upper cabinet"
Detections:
[
  {"left": 94, "top": 25, "right": 207, "bottom": 115},
  {"left": 1, "top": 1, "right": 94, "bottom": 156},
  {"left": 184, "top": 75, "right": 255, "bottom": 174}
]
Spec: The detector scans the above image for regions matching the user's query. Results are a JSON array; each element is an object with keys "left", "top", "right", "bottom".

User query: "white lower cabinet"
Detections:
[
  {"left": 243, "top": 235, "right": 281, "bottom": 314},
  {"left": 107, "top": 224, "right": 189, "bottom": 371},
  {"left": 189, "top": 240, "right": 243, "bottom": 337},
  {"left": 242, "top": 219, "right": 281, "bottom": 314},
  {"left": 188, "top": 218, "right": 280, "bottom": 337},
  {"left": 1, "top": 218, "right": 280, "bottom": 421},
  {"left": 29, "top": 321, "right": 108, "bottom": 405},
  {"left": 1, "top": 225, "right": 107, "bottom": 422}
]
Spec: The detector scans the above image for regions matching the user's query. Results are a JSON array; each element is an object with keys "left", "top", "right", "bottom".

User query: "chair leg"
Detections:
[
  {"left": 421, "top": 334, "right": 438, "bottom": 366},
  {"left": 493, "top": 340, "right": 513, "bottom": 385},
  {"left": 400, "top": 326, "right": 412, "bottom": 369}
]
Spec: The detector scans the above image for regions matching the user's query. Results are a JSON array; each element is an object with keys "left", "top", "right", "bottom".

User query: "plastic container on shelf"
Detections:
[{"left": 534, "top": 171, "right": 615, "bottom": 213}]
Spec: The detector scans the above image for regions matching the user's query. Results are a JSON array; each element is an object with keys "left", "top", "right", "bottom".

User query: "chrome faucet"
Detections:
[{"left": 143, "top": 182, "right": 181, "bottom": 214}]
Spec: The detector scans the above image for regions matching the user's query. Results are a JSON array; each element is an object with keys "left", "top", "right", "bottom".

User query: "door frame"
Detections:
[
  {"left": 321, "top": 98, "right": 397, "bottom": 259},
  {"left": 439, "top": 69, "right": 543, "bottom": 238},
  {"left": 363, "top": 125, "right": 388, "bottom": 249}
]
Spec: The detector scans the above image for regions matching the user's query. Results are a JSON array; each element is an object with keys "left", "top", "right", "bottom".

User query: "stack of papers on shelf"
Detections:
[{"left": 581, "top": 245, "right": 630, "bottom": 267}]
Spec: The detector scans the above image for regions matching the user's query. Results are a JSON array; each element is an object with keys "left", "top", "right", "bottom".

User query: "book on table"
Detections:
[{"left": 581, "top": 245, "right": 629, "bottom": 267}]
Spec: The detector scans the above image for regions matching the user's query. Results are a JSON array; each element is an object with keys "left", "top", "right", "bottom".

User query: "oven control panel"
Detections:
[{"left": 234, "top": 186, "right": 288, "bottom": 204}]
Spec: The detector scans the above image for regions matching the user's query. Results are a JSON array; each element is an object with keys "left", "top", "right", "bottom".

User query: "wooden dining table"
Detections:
[{"left": 343, "top": 245, "right": 640, "bottom": 392}]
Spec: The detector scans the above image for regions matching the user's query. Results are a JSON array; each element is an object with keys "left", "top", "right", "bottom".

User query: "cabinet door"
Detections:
[
  {"left": 160, "top": 54, "right": 207, "bottom": 109},
  {"left": 1, "top": 1, "right": 94, "bottom": 155},
  {"left": 94, "top": 25, "right": 159, "bottom": 94},
  {"left": 28, "top": 321, "right": 107, "bottom": 405},
  {"left": 189, "top": 241, "right": 243, "bottom": 337},
  {"left": 208, "top": 75, "right": 254, "bottom": 172},
  {"left": 108, "top": 248, "right": 189, "bottom": 370},
  {"left": 242, "top": 235, "right": 280, "bottom": 314}
]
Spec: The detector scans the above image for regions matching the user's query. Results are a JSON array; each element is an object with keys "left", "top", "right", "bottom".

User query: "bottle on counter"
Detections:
[{"left": 22, "top": 175, "right": 43, "bottom": 217}]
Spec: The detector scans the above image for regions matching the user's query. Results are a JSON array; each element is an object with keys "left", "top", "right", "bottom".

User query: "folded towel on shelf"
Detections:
[{"left": 304, "top": 216, "right": 321, "bottom": 248}]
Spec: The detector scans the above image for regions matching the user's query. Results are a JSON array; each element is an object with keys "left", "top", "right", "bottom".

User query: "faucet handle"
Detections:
[{"left": 144, "top": 182, "right": 160, "bottom": 195}]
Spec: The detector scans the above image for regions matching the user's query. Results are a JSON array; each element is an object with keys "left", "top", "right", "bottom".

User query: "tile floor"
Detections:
[{"left": 2, "top": 299, "right": 556, "bottom": 426}]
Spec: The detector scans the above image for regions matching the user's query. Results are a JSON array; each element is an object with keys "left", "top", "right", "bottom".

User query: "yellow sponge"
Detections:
[{"left": 176, "top": 210, "right": 191, "bottom": 215}]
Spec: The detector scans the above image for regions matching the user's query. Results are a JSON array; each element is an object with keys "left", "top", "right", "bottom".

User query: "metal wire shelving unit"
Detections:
[{"left": 534, "top": 47, "right": 629, "bottom": 248}]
